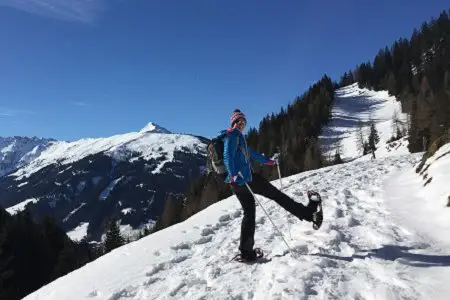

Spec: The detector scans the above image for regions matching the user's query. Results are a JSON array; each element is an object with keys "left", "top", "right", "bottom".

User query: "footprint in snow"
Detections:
[
  {"left": 194, "top": 235, "right": 213, "bottom": 245},
  {"left": 292, "top": 243, "right": 309, "bottom": 254},
  {"left": 169, "top": 278, "right": 208, "bottom": 297},
  {"left": 206, "top": 266, "right": 223, "bottom": 279},
  {"left": 170, "top": 254, "right": 190, "bottom": 264},
  {"left": 232, "top": 209, "right": 242, "bottom": 218},
  {"left": 219, "top": 214, "right": 231, "bottom": 223},
  {"left": 107, "top": 287, "right": 137, "bottom": 300},
  {"left": 334, "top": 208, "right": 344, "bottom": 218},
  {"left": 171, "top": 242, "right": 191, "bottom": 250},
  {"left": 347, "top": 216, "right": 360, "bottom": 227},
  {"left": 201, "top": 227, "right": 215, "bottom": 236},
  {"left": 256, "top": 216, "right": 266, "bottom": 225},
  {"left": 143, "top": 277, "right": 161, "bottom": 286},
  {"left": 146, "top": 263, "right": 166, "bottom": 277},
  {"left": 88, "top": 290, "right": 100, "bottom": 298}
]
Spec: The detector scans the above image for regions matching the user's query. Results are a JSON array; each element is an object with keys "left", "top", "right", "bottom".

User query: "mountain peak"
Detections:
[{"left": 139, "top": 122, "right": 171, "bottom": 134}]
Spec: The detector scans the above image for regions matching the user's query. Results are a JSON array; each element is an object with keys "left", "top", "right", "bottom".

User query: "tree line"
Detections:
[
  {"left": 0, "top": 207, "right": 128, "bottom": 300},
  {"left": 339, "top": 9, "right": 450, "bottom": 152}
]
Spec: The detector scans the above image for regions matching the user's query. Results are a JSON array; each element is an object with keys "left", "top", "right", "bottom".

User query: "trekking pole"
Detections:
[
  {"left": 275, "top": 158, "right": 292, "bottom": 240},
  {"left": 238, "top": 172, "right": 292, "bottom": 253}
]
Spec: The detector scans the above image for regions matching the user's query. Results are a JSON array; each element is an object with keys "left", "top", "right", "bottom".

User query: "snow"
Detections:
[
  {"left": 17, "top": 181, "right": 28, "bottom": 187},
  {"left": 23, "top": 152, "right": 450, "bottom": 300},
  {"left": 119, "top": 224, "right": 134, "bottom": 236},
  {"left": 99, "top": 177, "right": 123, "bottom": 200},
  {"left": 140, "top": 122, "right": 171, "bottom": 134},
  {"left": 6, "top": 198, "right": 39, "bottom": 215},
  {"left": 10, "top": 124, "right": 205, "bottom": 180},
  {"left": 0, "top": 136, "right": 52, "bottom": 177},
  {"left": 320, "top": 83, "right": 408, "bottom": 161},
  {"left": 119, "top": 220, "right": 156, "bottom": 241},
  {"left": 63, "top": 203, "right": 87, "bottom": 222},
  {"left": 67, "top": 222, "right": 89, "bottom": 242},
  {"left": 386, "top": 143, "right": 450, "bottom": 247},
  {"left": 121, "top": 208, "right": 134, "bottom": 215}
]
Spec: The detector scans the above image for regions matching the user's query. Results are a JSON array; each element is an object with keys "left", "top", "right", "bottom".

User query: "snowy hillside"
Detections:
[
  {"left": 320, "top": 83, "right": 409, "bottom": 161},
  {"left": 388, "top": 143, "right": 450, "bottom": 246},
  {"left": 0, "top": 136, "right": 53, "bottom": 177},
  {"left": 0, "top": 122, "right": 208, "bottom": 241},
  {"left": 10, "top": 122, "right": 204, "bottom": 180},
  {"left": 25, "top": 152, "right": 450, "bottom": 300}
]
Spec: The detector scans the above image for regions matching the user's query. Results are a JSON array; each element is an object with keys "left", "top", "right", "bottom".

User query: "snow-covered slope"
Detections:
[
  {"left": 25, "top": 153, "right": 450, "bottom": 300},
  {"left": 140, "top": 122, "right": 171, "bottom": 134},
  {"left": 387, "top": 143, "right": 450, "bottom": 246},
  {"left": 320, "top": 83, "right": 408, "bottom": 161},
  {"left": 0, "top": 136, "right": 53, "bottom": 177},
  {"left": 10, "top": 122, "right": 204, "bottom": 180},
  {"left": 1, "top": 122, "right": 208, "bottom": 241}
]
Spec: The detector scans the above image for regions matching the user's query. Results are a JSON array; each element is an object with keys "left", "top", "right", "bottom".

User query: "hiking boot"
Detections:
[{"left": 236, "top": 248, "right": 264, "bottom": 262}]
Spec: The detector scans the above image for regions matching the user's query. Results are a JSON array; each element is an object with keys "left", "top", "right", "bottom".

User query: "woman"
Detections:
[{"left": 223, "top": 109, "right": 319, "bottom": 261}]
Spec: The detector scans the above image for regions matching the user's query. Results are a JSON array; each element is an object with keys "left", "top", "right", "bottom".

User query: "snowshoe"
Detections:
[
  {"left": 307, "top": 190, "right": 323, "bottom": 230},
  {"left": 231, "top": 248, "right": 264, "bottom": 263}
]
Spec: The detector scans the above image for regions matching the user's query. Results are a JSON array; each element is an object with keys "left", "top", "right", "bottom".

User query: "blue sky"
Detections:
[{"left": 0, "top": 0, "right": 448, "bottom": 140}]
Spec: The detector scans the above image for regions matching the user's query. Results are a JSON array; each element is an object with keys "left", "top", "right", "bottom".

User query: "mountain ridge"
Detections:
[{"left": 0, "top": 122, "right": 208, "bottom": 241}]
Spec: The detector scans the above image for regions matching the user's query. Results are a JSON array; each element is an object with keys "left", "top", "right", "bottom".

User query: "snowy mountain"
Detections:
[
  {"left": 24, "top": 146, "right": 450, "bottom": 299},
  {"left": 0, "top": 136, "right": 54, "bottom": 177},
  {"left": 0, "top": 123, "right": 208, "bottom": 241},
  {"left": 140, "top": 122, "right": 171, "bottom": 134},
  {"left": 320, "top": 83, "right": 408, "bottom": 161}
]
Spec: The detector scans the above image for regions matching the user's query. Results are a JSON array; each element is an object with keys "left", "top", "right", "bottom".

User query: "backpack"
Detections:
[{"left": 206, "top": 130, "right": 239, "bottom": 175}]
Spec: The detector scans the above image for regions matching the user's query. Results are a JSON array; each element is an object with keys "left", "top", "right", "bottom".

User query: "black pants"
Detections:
[{"left": 230, "top": 173, "right": 313, "bottom": 254}]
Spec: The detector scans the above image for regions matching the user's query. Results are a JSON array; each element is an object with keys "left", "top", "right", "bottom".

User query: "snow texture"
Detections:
[
  {"left": 320, "top": 83, "right": 408, "bottom": 161},
  {"left": 99, "top": 177, "right": 123, "bottom": 201},
  {"left": 0, "top": 136, "right": 52, "bottom": 177},
  {"left": 6, "top": 198, "right": 39, "bottom": 215},
  {"left": 10, "top": 123, "right": 205, "bottom": 180},
  {"left": 23, "top": 151, "right": 450, "bottom": 300},
  {"left": 387, "top": 143, "right": 450, "bottom": 247},
  {"left": 121, "top": 208, "right": 134, "bottom": 215},
  {"left": 67, "top": 222, "right": 89, "bottom": 242},
  {"left": 140, "top": 122, "right": 171, "bottom": 134},
  {"left": 63, "top": 203, "right": 87, "bottom": 223}
]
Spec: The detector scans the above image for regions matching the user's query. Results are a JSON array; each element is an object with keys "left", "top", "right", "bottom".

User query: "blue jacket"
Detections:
[{"left": 222, "top": 128, "right": 270, "bottom": 185}]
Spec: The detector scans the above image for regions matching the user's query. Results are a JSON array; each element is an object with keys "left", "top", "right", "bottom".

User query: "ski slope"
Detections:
[
  {"left": 24, "top": 149, "right": 450, "bottom": 300},
  {"left": 320, "top": 83, "right": 408, "bottom": 161}
]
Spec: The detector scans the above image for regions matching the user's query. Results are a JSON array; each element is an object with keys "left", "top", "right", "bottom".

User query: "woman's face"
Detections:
[{"left": 236, "top": 119, "right": 247, "bottom": 131}]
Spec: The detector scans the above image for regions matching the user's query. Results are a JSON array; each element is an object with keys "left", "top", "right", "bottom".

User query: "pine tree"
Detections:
[
  {"left": 0, "top": 223, "right": 14, "bottom": 300},
  {"left": 333, "top": 150, "right": 343, "bottom": 165},
  {"left": 356, "top": 120, "right": 365, "bottom": 155},
  {"left": 368, "top": 122, "right": 380, "bottom": 152},
  {"left": 103, "top": 219, "right": 125, "bottom": 254},
  {"left": 391, "top": 110, "right": 403, "bottom": 140}
]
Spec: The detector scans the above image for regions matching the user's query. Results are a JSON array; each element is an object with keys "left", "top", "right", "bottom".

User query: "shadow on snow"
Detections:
[{"left": 311, "top": 245, "right": 450, "bottom": 267}]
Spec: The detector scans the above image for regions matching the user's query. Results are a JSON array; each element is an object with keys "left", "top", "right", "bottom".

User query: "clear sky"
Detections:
[{"left": 0, "top": 0, "right": 448, "bottom": 140}]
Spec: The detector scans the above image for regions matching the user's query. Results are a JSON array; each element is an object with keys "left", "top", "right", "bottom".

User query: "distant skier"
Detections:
[{"left": 220, "top": 109, "right": 321, "bottom": 261}]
